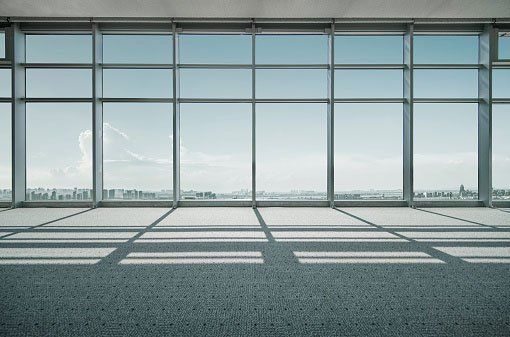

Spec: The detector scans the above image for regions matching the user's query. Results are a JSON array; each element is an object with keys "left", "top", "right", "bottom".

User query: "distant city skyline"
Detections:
[{"left": 1, "top": 184, "right": 508, "bottom": 202}]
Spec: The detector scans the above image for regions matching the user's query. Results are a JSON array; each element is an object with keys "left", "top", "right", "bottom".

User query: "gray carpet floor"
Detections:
[{"left": 0, "top": 207, "right": 509, "bottom": 336}]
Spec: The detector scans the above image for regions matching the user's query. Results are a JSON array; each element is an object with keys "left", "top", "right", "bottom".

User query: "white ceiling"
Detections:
[{"left": 0, "top": 0, "right": 509, "bottom": 19}]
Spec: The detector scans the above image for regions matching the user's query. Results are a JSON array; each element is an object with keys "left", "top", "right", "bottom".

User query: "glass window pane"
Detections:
[
  {"left": 257, "top": 69, "right": 327, "bottom": 99},
  {"left": 26, "top": 69, "right": 91, "bottom": 98},
  {"left": 180, "top": 69, "right": 251, "bottom": 99},
  {"left": 257, "top": 103, "right": 326, "bottom": 199},
  {"left": 335, "top": 70, "right": 402, "bottom": 98},
  {"left": 26, "top": 103, "right": 92, "bottom": 200},
  {"left": 335, "top": 35, "right": 403, "bottom": 64},
  {"left": 0, "top": 68, "right": 10, "bottom": 97},
  {"left": 26, "top": 35, "right": 92, "bottom": 63},
  {"left": 414, "top": 35, "right": 479, "bottom": 64},
  {"left": 334, "top": 103, "right": 402, "bottom": 200},
  {"left": 256, "top": 35, "right": 328, "bottom": 64},
  {"left": 179, "top": 34, "right": 251, "bottom": 64},
  {"left": 0, "top": 103, "right": 11, "bottom": 200},
  {"left": 493, "top": 105, "right": 510, "bottom": 200},
  {"left": 0, "top": 32, "right": 5, "bottom": 58},
  {"left": 103, "top": 103, "right": 173, "bottom": 200},
  {"left": 414, "top": 69, "right": 478, "bottom": 98},
  {"left": 414, "top": 103, "right": 478, "bottom": 200},
  {"left": 493, "top": 69, "right": 510, "bottom": 98},
  {"left": 103, "top": 69, "right": 173, "bottom": 98},
  {"left": 103, "top": 35, "right": 172, "bottom": 64},
  {"left": 180, "top": 104, "right": 251, "bottom": 200},
  {"left": 498, "top": 32, "right": 510, "bottom": 60}
]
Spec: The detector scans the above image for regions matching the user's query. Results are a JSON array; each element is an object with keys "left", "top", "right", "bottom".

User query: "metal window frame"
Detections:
[
  {"left": 327, "top": 21, "right": 335, "bottom": 207},
  {"left": 19, "top": 29, "right": 95, "bottom": 206},
  {"left": 179, "top": 28, "right": 331, "bottom": 205},
  {"left": 92, "top": 23, "right": 103, "bottom": 206},
  {"left": 412, "top": 30, "right": 491, "bottom": 205},
  {"left": 94, "top": 30, "right": 176, "bottom": 205},
  {"left": 491, "top": 28, "right": 510, "bottom": 206},
  {"left": 331, "top": 29, "right": 407, "bottom": 204},
  {"left": 1, "top": 20, "right": 505, "bottom": 208},
  {"left": 172, "top": 23, "right": 180, "bottom": 207},
  {"left": 490, "top": 32, "right": 510, "bottom": 200},
  {"left": 251, "top": 22, "right": 256, "bottom": 208}
]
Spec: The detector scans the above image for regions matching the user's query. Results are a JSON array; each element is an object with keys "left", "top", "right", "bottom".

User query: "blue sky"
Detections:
[
  {"left": 0, "top": 32, "right": 4, "bottom": 58},
  {"left": 500, "top": 33, "right": 510, "bottom": 59},
  {"left": 0, "top": 33, "right": 509, "bottom": 195}
]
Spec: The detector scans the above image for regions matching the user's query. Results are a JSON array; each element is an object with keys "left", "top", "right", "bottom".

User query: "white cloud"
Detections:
[
  {"left": 104, "top": 123, "right": 129, "bottom": 141},
  {"left": 101, "top": 123, "right": 172, "bottom": 190},
  {"left": 100, "top": 123, "right": 249, "bottom": 191},
  {"left": 125, "top": 150, "right": 170, "bottom": 165},
  {"left": 78, "top": 129, "right": 92, "bottom": 167}
]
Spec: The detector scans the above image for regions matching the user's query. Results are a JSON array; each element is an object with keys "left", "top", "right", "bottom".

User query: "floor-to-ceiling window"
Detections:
[
  {"left": 0, "top": 29, "right": 10, "bottom": 201},
  {"left": 102, "top": 34, "right": 173, "bottom": 200},
  {"left": 334, "top": 35, "right": 403, "bottom": 200},
  {"left": 179, "top": 34, "right": 252, "bottom": 200},
  {"left": 1, "top": 23, "right": 507, "bottom": 205},
  {"left": 256, "top": 34, "right": 328, "bottom": 200},
  {"left": 413, "top": 35, "right": 479, "bottom": 200},
  {"left": 25, "top": 34, "right": 93, "bottom": 201},
  {"left": 492, "top": 31, "right": 510, "bottom": 200}
]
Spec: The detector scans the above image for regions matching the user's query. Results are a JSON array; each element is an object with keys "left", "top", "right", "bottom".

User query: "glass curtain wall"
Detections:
[
  {"left": 492, "top": 31, "right": 510, "bottom": 200},
  {"left": 102, "top": 34, "right": 174, "bottom": 200},
  {"left": 256, "top": 35, "right": 328, "bottom": 200},
  {"left": 334, "top": 35, "right": 404, "bottom": 200},
  {"left": 25, "top": 34, "right": 93, "bottom": 201},
  {"left": 179, "top": 34, "right": 252, "bottom": 200},
  {"left": 413, "top": 35, "right": 479, "bottom": 200},
  {"left": 3, "top": 25, "right": 507, "bottom": 205}
]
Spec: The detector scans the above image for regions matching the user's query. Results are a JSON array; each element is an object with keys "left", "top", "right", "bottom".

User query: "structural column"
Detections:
[
  {"left": 327, "top": 21, "right": 335, "bottom": 207},
  {"left": 8, "top": 24, "right": 26, "bottom": 207},
  {"left": 403, "top": 23, "right": 414, "bottom": 206},
  {"left": 478, "top": 24, "right": 495, "bottom": 207},
  {"left": 92, "top": 23, "right": 103, "bottom": 206},
  {"left": 172, "top": 23, "right": 181, "bottom": 207}
]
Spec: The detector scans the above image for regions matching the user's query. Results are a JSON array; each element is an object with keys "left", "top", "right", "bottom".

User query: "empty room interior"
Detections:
[{"left": 0, "top": 0, "right": 510, "bottom": 336}]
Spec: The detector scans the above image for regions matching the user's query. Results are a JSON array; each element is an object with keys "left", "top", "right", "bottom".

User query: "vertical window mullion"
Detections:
[
  {"left": 403, "top": 24, "right": 414, "bottom": 205},
  {"left": 172, "top": 23, "right": 180, "bottom": 207},
  {"left": 92, "top": 23, "right": 103, "bottom": 206},
  {"left": 327, "top": 22, "right": 335, "bottom": 206},
  {"left": 251, "top": 23, "right": 256, "bottom": 207}
]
